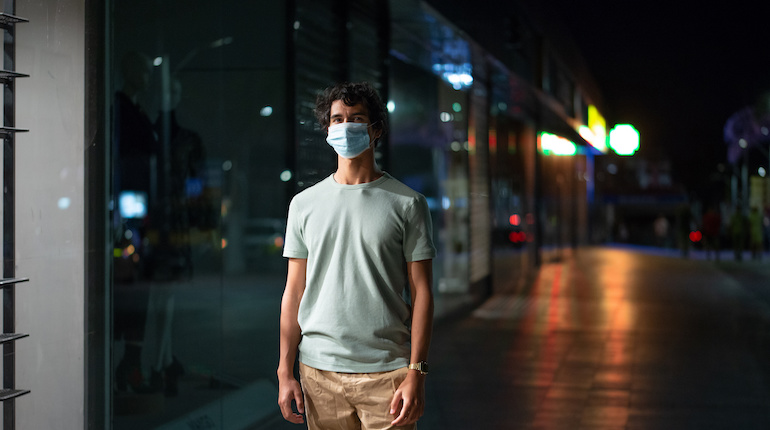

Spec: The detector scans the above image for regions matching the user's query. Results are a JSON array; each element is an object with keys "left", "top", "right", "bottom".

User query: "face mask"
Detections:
[{"left": 326, "top": 122, "right": 372, "bottom": 159}]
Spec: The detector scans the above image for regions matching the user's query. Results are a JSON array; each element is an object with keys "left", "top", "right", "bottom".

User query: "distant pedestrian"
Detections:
[
  {"left": 676, "top": 204, "right": 692, "bottom": 258},
  {"left": 749, "top": 206, "right": 763, "bottom": 260},
  {"left": 729, "top": 207, "right": 747, "bottom": 261},
  {"left": 654, "top": 214, "right": 670, "bottom": 248},
  {"left": 702, "top": 206, "right": 722, "bottom": 261}
]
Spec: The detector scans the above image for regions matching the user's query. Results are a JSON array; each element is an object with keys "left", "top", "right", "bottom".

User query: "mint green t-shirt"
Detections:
[{"left": 283, "top": 172, "right": 436, "bottom": 373}]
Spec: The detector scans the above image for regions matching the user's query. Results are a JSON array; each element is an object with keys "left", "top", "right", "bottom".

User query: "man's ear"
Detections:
[{"left": 372, "top": 125, "right": 383, "bottom": 143}]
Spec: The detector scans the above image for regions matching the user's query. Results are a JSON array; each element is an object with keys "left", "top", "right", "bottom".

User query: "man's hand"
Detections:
[
  {"left": 390, "top": 371, "right": 425, "bottom": 426},
  {"left": 277, "top": 258, "right": 306, "bottom": 424},
  {"left": 278, "top": 377, "right": 305, "bottom": 424}
]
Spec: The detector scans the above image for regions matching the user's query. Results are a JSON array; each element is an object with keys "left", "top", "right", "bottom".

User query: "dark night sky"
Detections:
[{"left": 548, "top": 1, "right": 770, "bottom": 193}]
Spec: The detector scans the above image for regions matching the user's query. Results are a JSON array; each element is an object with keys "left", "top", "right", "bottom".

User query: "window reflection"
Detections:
[{"left": 110, "top": 1, "right": 289, "bottom": 427}]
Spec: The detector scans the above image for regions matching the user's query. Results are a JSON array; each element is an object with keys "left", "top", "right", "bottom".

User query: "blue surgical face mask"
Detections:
[{"left": 326, "top": 122, "right": 372, "bottom": 159}]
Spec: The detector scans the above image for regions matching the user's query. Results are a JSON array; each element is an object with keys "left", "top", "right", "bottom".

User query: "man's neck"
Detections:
[{"left": 334, "top": 151, "right": 383, "bottom": 185}]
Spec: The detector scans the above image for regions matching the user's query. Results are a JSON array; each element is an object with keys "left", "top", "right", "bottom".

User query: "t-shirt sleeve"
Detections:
[
  {"left": 283, "top": 198, "right": 308, "bottom": 259},
  {"left": 403, "top": 194, "right": 437, "bottom": 262}
]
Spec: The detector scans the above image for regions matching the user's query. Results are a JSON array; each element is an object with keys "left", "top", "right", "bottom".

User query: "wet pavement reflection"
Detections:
[{"left": 420, "top": 247, "right": 770, "bottom": 429}]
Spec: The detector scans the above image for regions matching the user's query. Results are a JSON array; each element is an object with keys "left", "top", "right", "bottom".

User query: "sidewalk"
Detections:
[{"left": 420, "top": 246, "right": 770, "bottom": 429}]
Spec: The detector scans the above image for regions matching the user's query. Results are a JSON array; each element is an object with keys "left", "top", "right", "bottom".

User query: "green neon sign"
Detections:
[{"left": 609, "top": 124, "right": 640, "bottom": 156}]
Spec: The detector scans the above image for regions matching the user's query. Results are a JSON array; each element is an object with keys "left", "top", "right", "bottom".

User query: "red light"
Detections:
[
  {"left": 689, "top": 231, "right": 702, "bottom": 243},
  {"left": 489, "top": 129, "right": 497, "bottom": 153},
  {"left": 509, "top": 214, "right": 521, "bottom": 226},
  {"left": 508, "top": 231, "right": 527, "bottom": 243},
  {"left": 526, "top": 213, "right": 535, "bottom": 224}
]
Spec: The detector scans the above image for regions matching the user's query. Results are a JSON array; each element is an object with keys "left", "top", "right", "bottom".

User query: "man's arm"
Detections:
[
  {"left": 277, "top": 258, "right": 307, "bottom": 424},
  {"left": 391, "top": 259, "right": 434, "bottom": 426}
]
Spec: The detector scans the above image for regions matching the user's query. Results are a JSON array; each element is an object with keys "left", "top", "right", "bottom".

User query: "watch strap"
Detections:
[{"left": 408, "top": 361, "right": 429, "bottom": 375}]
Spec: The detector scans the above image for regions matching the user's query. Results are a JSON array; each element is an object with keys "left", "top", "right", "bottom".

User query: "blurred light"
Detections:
[
  {"left": 440, "top": 112, "right": 453, "bottom": 122},
  {"left": 526, "top": 213, "right": 535, "bottom": 224},
  {"left": 57, "top": 197, "right": 71, "bottom": 210},
  {"left": 584, "top": 105, "right": 608, "bottom": 152},
  {"left": 442, "top": 196, "right": 451, "bottom": 210},
  {"left": 260, "top": 106, "right": 273, "bottom": 117},
  {"left": 222, "top": 160, "right": 233, "bottom": 171},
  {"left": 509, "top": 214, "right": 521, "bottom": 226},
  {"left": 607, "top": 163, "right": 618, "bottom": 174},
  {"left": 578, "top": 125, "right": 607, "bottom": 154},
  {"left": 450, "top": 141, "right": 462, "bottom": 152},
  {"left": 280, "top": 169, "right": 293, "bottom": 182},
  {"left": 185, "top": 178, "right": 203, "bottom": 198},
  {"left": 293, "top": 21, "right": 300, "bottom": 30},
  {"left": 209, "top": 37, "right": 233, "bottom": 48},
  {"left": 119, "top": 191, "right": 147, "bottom": 218},
  {"left": 497, "top": 102, "right": 507, "bottom": 112},
  {"left": 762, "top": 127, "right": 769, "bottom": 136},
  {"left": 609, "top": 124, "right": 640, "bottom": 156},
  {"left": 387, "top": 101, "right": 395, "bottom": 113},
  {"left": 508, "top": 231, "right": 527, "bottom": 243},
  {"left": 452, "top": 102, "right": 462, "bottom": 112},
  {"left": 124, "top": 230, "right": 133, "bottom": 240},
  {"left": 739, "top": 138, "right": 748, "bottom": 149},
  {"left": 540, "top": 132, "right": 576, "bottom": 156},
  {"left": 222, "top": 238, "right": 228, "bottom": 249},
  {"left": 274, "top": 236, "right": 284, "bottom": 248},
  {"left": 759, "top": 167, "right": 767, "bottom": 177},
  {"left": 489, "top": 129, "right": 497, "bottom": 155},
  {"left": 689, "top": 230, "right": 702, "bottom": 243},
  {"left": 153, "top": 57, "right": 163, "bottom": 66},
  {"left": 432, "top": 62, "right": 474, "bottom": 90},
  {"left": 448, "top": 73, "right": 472, "bottom": 90}
]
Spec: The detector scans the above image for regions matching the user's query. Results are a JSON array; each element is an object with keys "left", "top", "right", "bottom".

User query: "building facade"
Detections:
[{"left": 8, "top": 0, "right": 605, "bottom": 428}]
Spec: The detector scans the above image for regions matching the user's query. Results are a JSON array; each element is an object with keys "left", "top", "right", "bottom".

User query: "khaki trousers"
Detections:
[{"left": 299, "top": 362, "right": 416, "bottom": 430}]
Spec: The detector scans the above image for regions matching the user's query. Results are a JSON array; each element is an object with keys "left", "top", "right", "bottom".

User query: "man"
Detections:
[{"left": 278, "top": 81, "right": 436, "bottom": 429}]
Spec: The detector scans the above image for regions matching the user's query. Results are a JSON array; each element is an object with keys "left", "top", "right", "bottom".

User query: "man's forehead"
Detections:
[{"left": 330, "top": 100, "right": 369, "bottom": 116}]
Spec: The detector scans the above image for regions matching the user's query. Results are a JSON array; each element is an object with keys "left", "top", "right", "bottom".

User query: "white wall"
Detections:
[{"left": 15, "top": 0, "right": 85, "bottom": 428}]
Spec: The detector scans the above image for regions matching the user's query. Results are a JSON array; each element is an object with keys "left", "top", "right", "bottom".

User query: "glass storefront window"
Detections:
[
  {"left": 109, "top": 1, "right": 290, "bottom": 427},
  {"left": 388, "top": 59, "right": 470, "bottom": 296}
]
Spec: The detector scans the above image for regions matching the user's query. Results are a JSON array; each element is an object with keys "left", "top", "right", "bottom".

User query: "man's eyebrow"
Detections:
[{"left": 331, "top": 111, "right": 369, "bottom": 117}]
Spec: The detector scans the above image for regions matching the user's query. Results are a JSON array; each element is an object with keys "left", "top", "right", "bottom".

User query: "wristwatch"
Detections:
[{"left": 408, "top": 361, "right": 429, "bottom": 375}]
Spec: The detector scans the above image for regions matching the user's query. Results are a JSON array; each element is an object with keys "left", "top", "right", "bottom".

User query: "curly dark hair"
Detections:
[{"left": 314, "top": 82, "right": 388, "bottom": 144}]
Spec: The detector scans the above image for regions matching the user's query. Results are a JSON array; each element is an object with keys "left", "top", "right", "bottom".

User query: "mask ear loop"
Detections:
[{"left": 368, "top": 120, "right": 383, "bottom": 145}]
